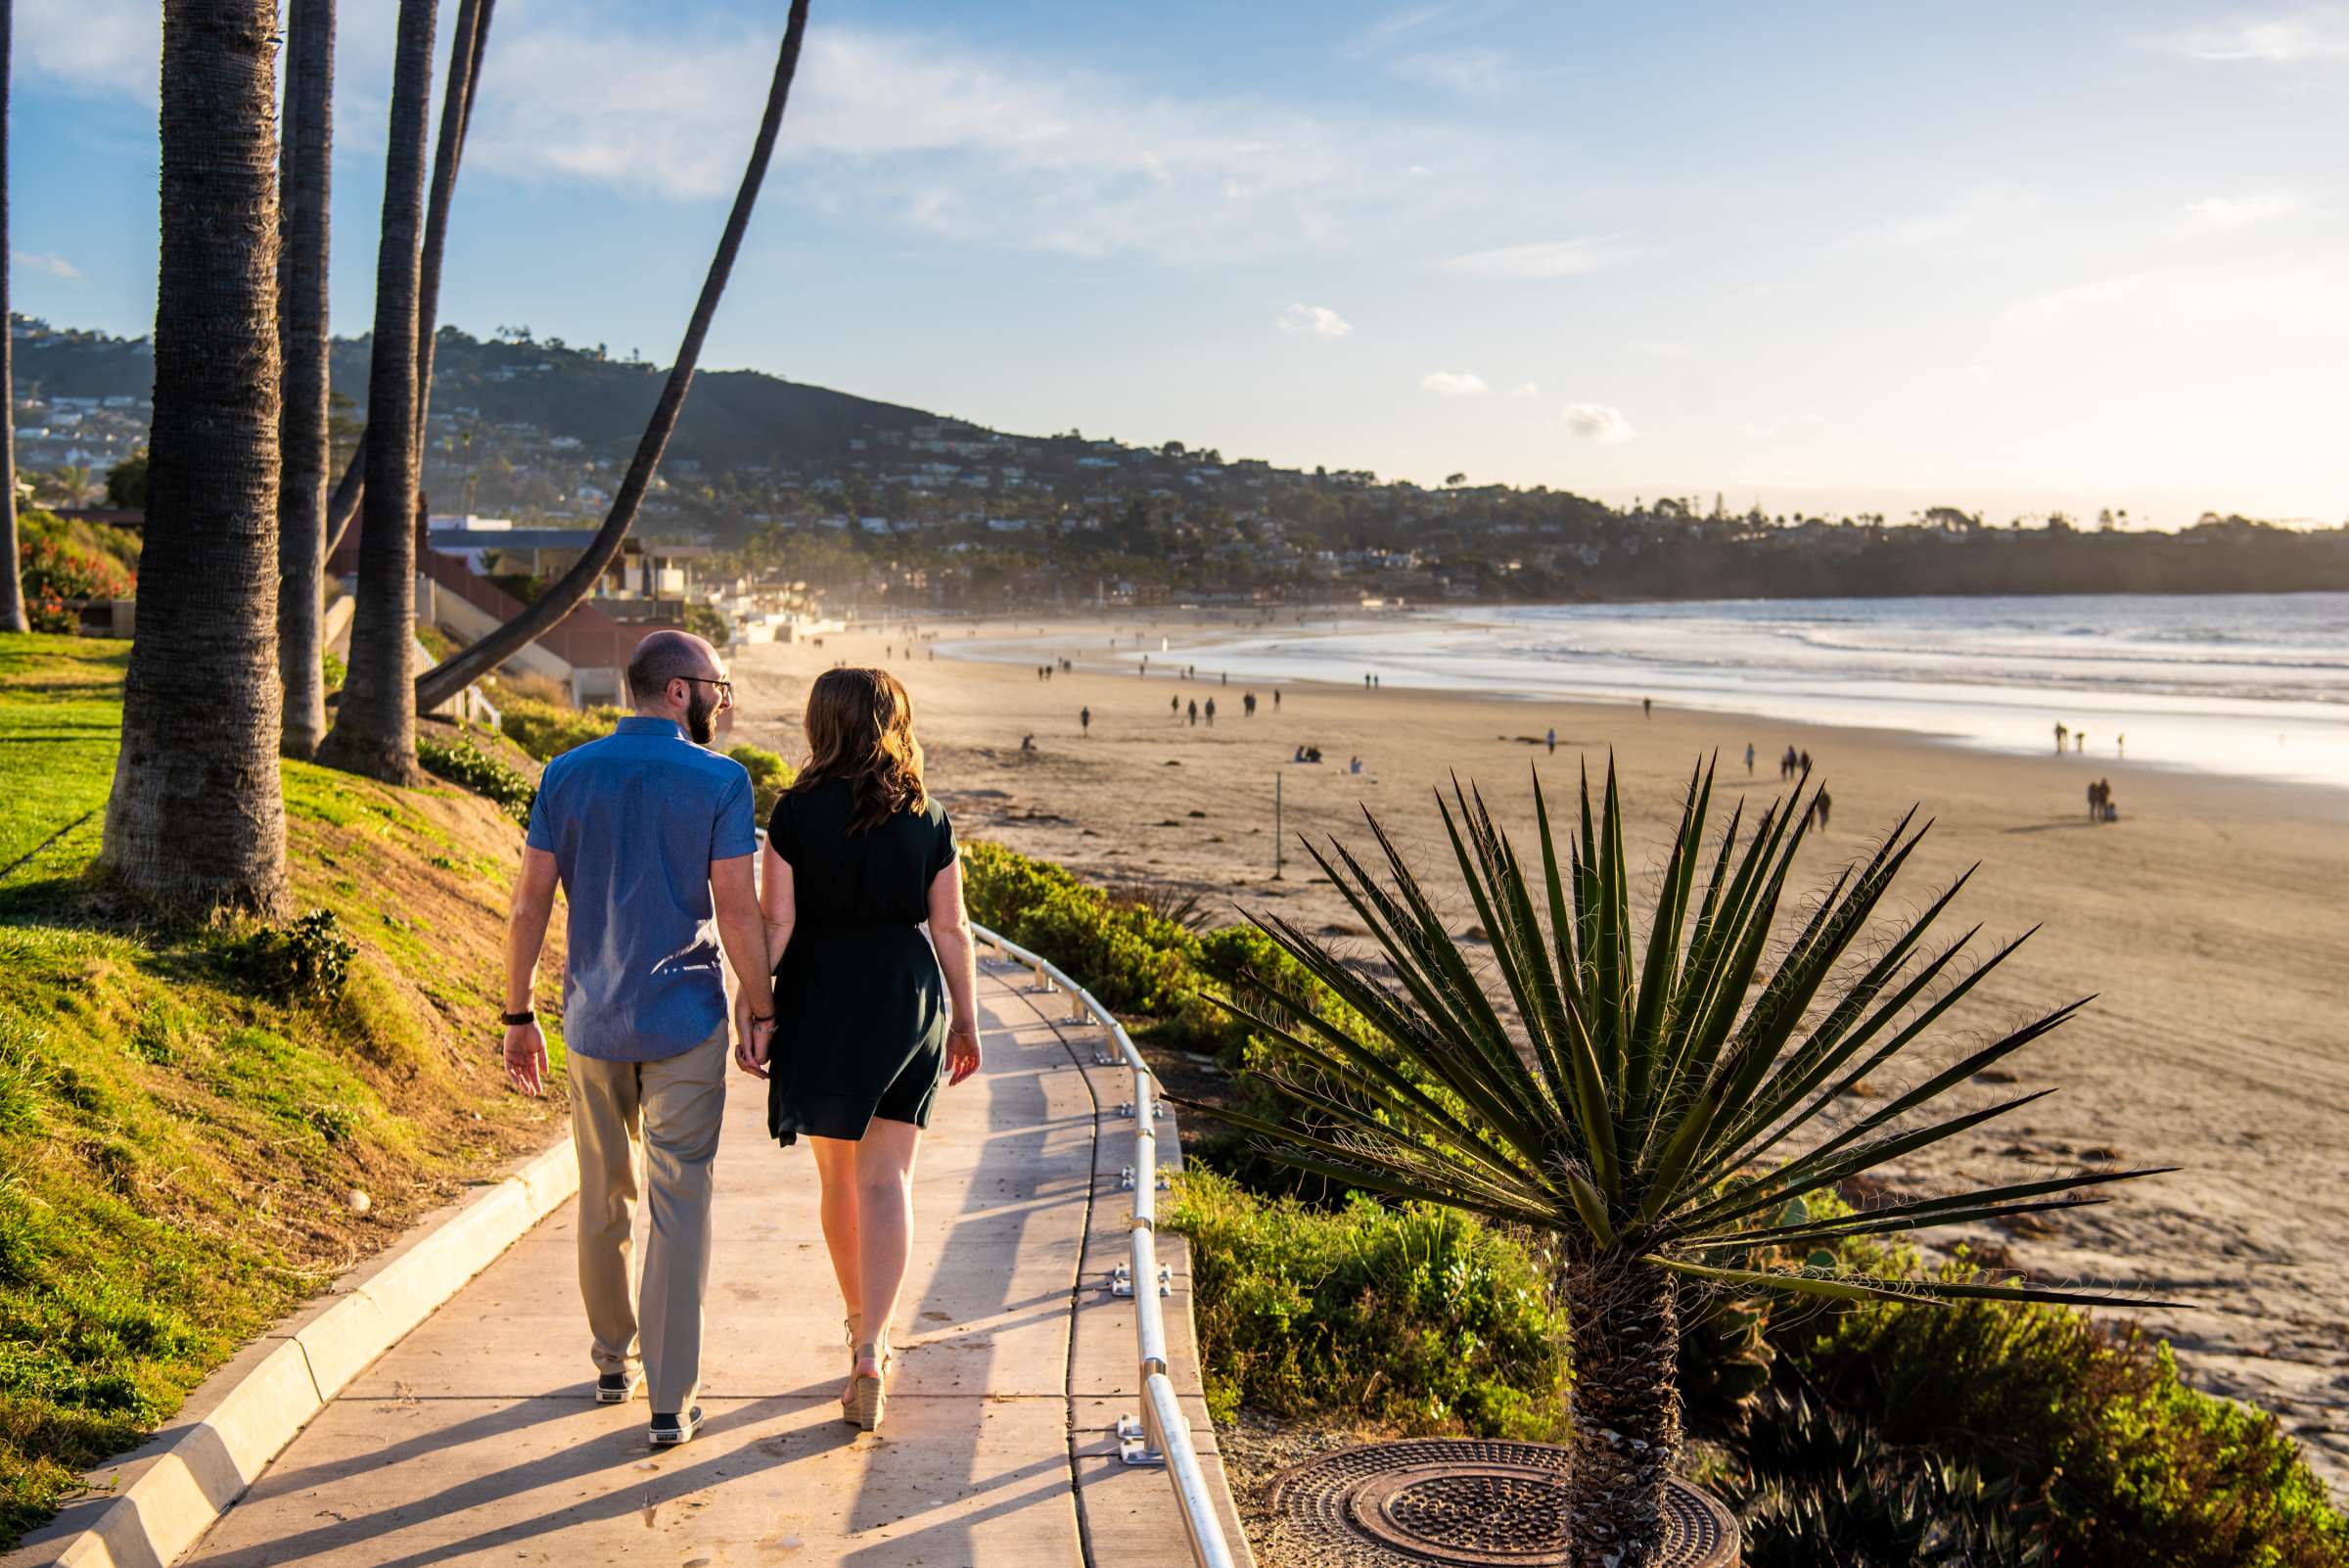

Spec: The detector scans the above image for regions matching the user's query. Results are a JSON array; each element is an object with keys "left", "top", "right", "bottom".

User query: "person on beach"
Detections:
[
  {"left": 1744, "top": 742, "right": 1755, "bottom": 774},
  {"left": 1244, "top": 692, "right": 1257, "bottom": 717},
  {"left": 2088, "top": 778, "right": 2102, "bottom": 821},
  {"left": 744, "top": 669, "right": 983, "bottom": 1435},
  {"left": 1273, "top": 690, "right": 1281, "bottom": 711},
  {"left": 1799, "top": 749, "right": 1812, "bottom": 776},
  {"left": 498, "top": 630, "right": 771, "bottom": 1451},
  {"left": 1205, "top": 698, "right": 1217, "bottom": 725},
  {"left": 1365, "top": 672, "right": 1372, "bottom": 690},
  {"left": 1081, "top": 706, "right": 1091, "bottom": 737},
  {"left": 1643, "top": 697, "right": 1652, "bottom": 717},
  {"left": 1547, "top": 727, "right": 1558, "bottom": 756},
  {"left": 1187, "top": 699, "right": 1199, "bottom": 726},
  {"left": 2054, "top": 721, "right": 2068, "bottom": 752},
  {"left": 1170, "top": 695, "right": 1178, "bottom": 715}
]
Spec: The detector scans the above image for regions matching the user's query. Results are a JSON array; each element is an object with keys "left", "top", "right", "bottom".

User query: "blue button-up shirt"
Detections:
[{"left": 525, "top": 716, "right": 759, "bottom": 1061}]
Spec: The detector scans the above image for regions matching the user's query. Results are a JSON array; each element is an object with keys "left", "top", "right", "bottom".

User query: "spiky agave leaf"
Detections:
[{"left": 1174, "top": 757, "right": 2174, "bottom": 1309}]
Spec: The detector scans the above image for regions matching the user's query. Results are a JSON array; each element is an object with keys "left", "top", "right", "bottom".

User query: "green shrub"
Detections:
[
  {"left": 15, "top": 536, "right": 129, "bottom": 634},
  {"left": 960, "top": 840, "right": 1198, "bottom": 1013},
  {"left": 224, "top": 909, "right": 359, "bottom": 1001},
  {"left": 1168, "top": 1167, "right": 1567, "bottom": 1437},
  {"left": 1779, "top": 1262, "right": 2349, "bottom": 1568},
  {"left": 725, "top": 743, "right": 795, "bottom": 820},
  {"left": 416, "top": 735, "right": 535, "bottom": 824},
  {"left": 496, "top": 695, "right": 623, "bottom": 761},
  {"left": 321, "top": 650, "right": 346, "bottom": 695}
]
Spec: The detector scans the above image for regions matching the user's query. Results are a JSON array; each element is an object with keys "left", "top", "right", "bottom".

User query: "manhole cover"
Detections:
[{"left": 1267, "top": 1439, "right": 1737, "bottom": 1567}]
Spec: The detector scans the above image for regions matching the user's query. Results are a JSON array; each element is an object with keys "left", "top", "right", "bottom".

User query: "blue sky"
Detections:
[{"left": 14, "top": 0, "right": 2349, "bottom": 525}]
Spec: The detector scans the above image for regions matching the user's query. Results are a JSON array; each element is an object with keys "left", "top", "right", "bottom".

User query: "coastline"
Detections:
[{"left": 729, "top": 614, "right": 2349, "bottom": 1493}]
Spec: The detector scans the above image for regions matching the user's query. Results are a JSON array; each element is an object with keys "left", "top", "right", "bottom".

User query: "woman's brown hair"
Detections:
[{"left": 792, "top": 667, "right": 928, "bottom": 833}]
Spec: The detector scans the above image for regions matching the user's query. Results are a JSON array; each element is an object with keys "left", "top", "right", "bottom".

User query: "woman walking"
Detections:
[{"left": 739, "top": 668, "right": 983, "bottom": 1431}]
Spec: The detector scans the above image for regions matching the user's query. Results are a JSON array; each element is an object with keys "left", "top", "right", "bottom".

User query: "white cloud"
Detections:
[
  {"left": 1277, "top": 302, "right": 1354, "bottom": 339},
  {"left": 2150, "top": 9, "right": 2349, "bottom": 62},
  {"left": 1865, "top": 183, "right": 2043, "bottom": 249},
  {"left": 1341, "top": 1, "right": 1520, "bottom": 61},
  {"left": 1562, "top": 402, "right": 1635, "bottom": 442},
  {"left": 1391, "top": 47, "right": 1514, "bottom": 96},
  {"left": 19, "top": 2, "right": 1496, "bottom": 264},
  {"left": 2180, "top": 191, "right": 2308, "bottom": 230},
  {"left": 1507, "top": 381, "right": 1541, "bottom": 397},
  {"left": 1439, "top": 237, "right": 1633, "bottom": 278},
  {"left": 1422, "top": 370, "right": 1491, "bottom": 396},
  {"left": 2006, "top": 258, "right": 2349, "bottom": 335},
  {"left": 13, "top": 251, "right": 83, "bottom": 279}
]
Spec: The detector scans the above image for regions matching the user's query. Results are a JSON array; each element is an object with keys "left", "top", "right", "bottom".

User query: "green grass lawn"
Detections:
[{"left": 0, "top": 631, "right": 568, "bottom": 1547}]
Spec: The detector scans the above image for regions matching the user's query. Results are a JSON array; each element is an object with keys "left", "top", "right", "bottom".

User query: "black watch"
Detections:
[{"left": 500, "top": 1009, "right": 536, "bottom": 1027}]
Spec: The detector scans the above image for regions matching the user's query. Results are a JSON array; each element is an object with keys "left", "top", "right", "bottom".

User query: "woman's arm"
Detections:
[
  {"left": 926, "top": 856, "right": 983, "bottom": 1086},
  {"left": 737, "top": 843, "right": 796, "bottom": 1078}
]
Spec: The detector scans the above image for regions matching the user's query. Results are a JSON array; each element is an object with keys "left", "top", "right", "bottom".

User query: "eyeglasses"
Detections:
[{"left": 680, "top": 676, "right": 734, "bottom": 698}]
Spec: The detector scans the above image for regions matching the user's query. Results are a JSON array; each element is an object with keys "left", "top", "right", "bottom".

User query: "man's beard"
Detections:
[{"left": 685, "top": 689, "right": 718, "bottom": 745}]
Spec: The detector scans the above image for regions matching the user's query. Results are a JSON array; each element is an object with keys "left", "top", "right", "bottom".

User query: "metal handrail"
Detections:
[{"left": 970, "top": 922, "right": 1238, "bottom": 1568}]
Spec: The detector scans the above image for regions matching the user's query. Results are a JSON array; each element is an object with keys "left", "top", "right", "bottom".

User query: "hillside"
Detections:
[
  {"left": 15, "top": 316, "right": 2345, "bottom": 607},
  {"left": 0, "top": 636, "right": 569, "bottom": 1546}
]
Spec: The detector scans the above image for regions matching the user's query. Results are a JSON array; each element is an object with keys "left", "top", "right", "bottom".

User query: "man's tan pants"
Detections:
[{"left": 568, "top": 1027, "right": 728, "bottom": 1416}]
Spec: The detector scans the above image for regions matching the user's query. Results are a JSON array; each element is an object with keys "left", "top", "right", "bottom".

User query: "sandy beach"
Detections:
[{"left": 727, "top": 614, "right": 2349, "bottom": 1488}]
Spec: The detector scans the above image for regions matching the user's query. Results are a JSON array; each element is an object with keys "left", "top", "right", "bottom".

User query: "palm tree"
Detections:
[
  {"left": 276, "top": 0, "right": 334, "bottom": 758},
  {"left": 317, "top": 0, "right": 437, "bottom": 783},
  {"left": 1, "top": 0, "right": 26, "bottom": 635},
  {"left": 1197, "top": 761, "right": 2169, "bottom": 1568},
  {"left": 413, "top": 0, "right": 490, "bottom": 462},
  {"left": 320, "top": 0, "right": 491, "bottom": 566},
  {"left": 415, "top": 0, "right": 811, "bottom": 712},
  {"left": 100, "top": 0, "right": 289, "bottom": 917}
]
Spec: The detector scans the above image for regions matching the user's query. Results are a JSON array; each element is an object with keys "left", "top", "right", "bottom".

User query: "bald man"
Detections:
[{"left": 500, "top": 630, "right": 774, "bottom": 1448}]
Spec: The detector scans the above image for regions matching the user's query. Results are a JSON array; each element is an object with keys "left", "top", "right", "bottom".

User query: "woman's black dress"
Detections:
[{"left": 765, "top": 779, "right": 957, "bottom": 1145}]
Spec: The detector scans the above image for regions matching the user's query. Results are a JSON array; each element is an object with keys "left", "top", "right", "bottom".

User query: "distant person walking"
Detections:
[
  {"left": 1799, "top": 749, "right": 1812, "bottom": 776},
  {"left": 1187, "top": 699, "right": 1199, "bottom": 726},
  {"left": 1170, "top": 695, "right": 1178, "bottom": 716},
  {"left": 2054, "top": 721, "right": 2068, "bottom": 752},
  {"left": 1744, "top": 742, "right": 1755, "bottom": 774},
  {"left": 1809, "top": 787, "right": 1832, "bottom": 832},
  {"left": 1204, "top": 698, "right": 1216, "bottom": 724},
  {"left": 1365, "top": 672, "right": 1373, "bottom": 691},
  {"left": 1244, "top": 692, "right": 1258, "bottom": 717},
  {"left": 1080, "top": 706, "right": 1090, "bottom": 737},
  {"left": 1643, "top": 697, "right": 1652, "bottom": 717},
  {"left": 1546, "top": 726, "right": 1557, "bottom": 756},
  {"left": 2087, "top": 778, "right": 2102, "bottom": 822},
  {"left": 1273, "top": 690, "right": 1281, "bottom": 711},
  {"left": 500, "top": 630, "right": 770, "bottom": 1450}
]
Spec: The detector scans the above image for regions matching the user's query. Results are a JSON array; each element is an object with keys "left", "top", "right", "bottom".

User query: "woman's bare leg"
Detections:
[
  {"left": 852, "top": 1117, "right": 923, "bottom": 1376},
  {"left": 807, "top": 1135, "right": 862, "bottom": 1392}
]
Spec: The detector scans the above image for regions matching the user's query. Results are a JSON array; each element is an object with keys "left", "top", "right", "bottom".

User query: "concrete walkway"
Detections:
[{"left": 176, "top": 959, "right": 1249, "bottom": 1568}]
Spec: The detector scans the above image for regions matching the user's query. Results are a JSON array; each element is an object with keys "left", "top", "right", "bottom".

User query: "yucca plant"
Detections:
[{"left": 1188, "top": 760, "right": 2170, "bottom": 1568}]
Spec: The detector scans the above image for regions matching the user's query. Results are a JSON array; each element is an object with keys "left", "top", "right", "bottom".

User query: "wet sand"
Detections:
[{"left": 728, "top": 615, "right": 2349, "bottom": 1488}]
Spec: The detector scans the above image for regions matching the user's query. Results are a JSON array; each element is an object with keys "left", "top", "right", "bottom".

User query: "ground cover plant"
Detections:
[{"left": 0, "top": 633, "right": 567, "bottom": 1546}]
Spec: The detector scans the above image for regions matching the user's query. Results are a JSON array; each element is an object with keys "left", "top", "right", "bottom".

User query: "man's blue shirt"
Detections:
[{"left": 526, "top": 716, "right": 758, "bottom": 1061}]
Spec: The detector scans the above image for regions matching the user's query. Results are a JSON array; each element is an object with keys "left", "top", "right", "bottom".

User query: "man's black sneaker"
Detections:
[
  {"left": 595, "top": 1370, "right": 642, "bottom": 1406},
  {"left": 648, "top": 1407, "right": 703, "bottom": 1447}
]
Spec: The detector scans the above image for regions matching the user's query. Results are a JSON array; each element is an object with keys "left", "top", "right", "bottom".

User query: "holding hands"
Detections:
[{"left": 734, "top": 991, "right": 775, "bottom": 1080}]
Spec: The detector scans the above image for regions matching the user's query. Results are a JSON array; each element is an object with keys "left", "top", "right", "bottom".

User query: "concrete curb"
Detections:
[{"left": 11, "top": 1137, "right": 578, "bottom": 1568}]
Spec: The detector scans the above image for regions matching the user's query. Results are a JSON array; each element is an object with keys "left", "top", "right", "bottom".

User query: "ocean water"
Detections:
[{"left": 1125, "top": 594, "right": 2349, "bottom": 792}]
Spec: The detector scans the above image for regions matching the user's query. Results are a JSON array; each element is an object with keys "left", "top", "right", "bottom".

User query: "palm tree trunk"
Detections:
[
  {"left": 1562, "top": 1254, "right": 1682, "bottom": 1568},
  {"left": 415, "top": 0, "right": 811, "bottom": 713},
  {"left": 0, "top": 0, "right": 28, "bottom": 636},
  {"left": 317, "top": 0, "right": 436, "bottom": 783},
  {"left": 275, "top": 0, "right": 334, "bottom": 758},
  {"left": 100, "top": 0, "right": 289, "bottom": 918},
  {"left": 413, "top": 0, "right": 489, "bottom": 457},
  {"left": 321, "top": 0, "right": 490, "bottom": 566}
]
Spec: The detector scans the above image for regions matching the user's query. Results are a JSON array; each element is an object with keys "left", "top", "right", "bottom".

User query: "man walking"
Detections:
[{"left": 499, "top": 630, "right": 773, "bottom": 1450}]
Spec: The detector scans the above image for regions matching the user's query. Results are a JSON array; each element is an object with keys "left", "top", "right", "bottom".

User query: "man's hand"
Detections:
[
  {"left": 733, "top": 1012, "right": 773, "bottom": 1080},
  {"left": 502, "top": 1020, "right": 548, "bottom": 1097},
  {"left": 945, "top": 1023, "right": 982, "bottom": 1086}
]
